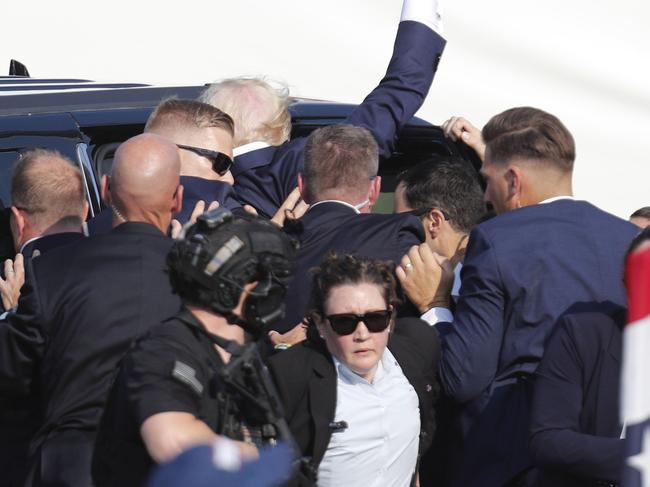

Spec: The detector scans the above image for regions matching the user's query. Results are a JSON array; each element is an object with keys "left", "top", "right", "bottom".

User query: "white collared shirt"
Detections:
[
  {"left": 308, "top": 199, "right": 361, "bottom": 215},
  {"left": 400, "top": 0, "right": 444, "bottom": 35},
  {"left": 19, "top": 236, "right": 41, "bottom": 254},
  {"left": 317, "top": 349, "right": 420, "bottom": 487},
  {"left": 232, "top": 141, "right": 272, "bottom": 158},
  {"left": 421, "top": 195, "right": 576, "bottom": 326}
]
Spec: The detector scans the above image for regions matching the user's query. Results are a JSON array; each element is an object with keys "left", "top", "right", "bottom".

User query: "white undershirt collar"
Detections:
[
  {"left": 539, "top": 195, "right": 575, "bottom": 205},
  {"left": 308, "top": 199, "right": 362, "bottom": 214},
  {"left": 233, "top": 141, "right": 272, "bottom": 157}
]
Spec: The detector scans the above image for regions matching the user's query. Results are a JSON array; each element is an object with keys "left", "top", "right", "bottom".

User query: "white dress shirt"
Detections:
[
  {"left": 317, "top": 349, "right": 420, "bottom": 487},
  {"left": 232, "top": 141, "right": 271, "bottom": 157},
  {"left": 400, "top": 0, "right": 444, "bottom": 35},
  {"left": 421, "top": 196, "right": 576, "bottom": 326}
]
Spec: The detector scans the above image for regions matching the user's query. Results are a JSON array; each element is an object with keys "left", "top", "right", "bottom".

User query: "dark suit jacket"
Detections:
[
  {"left": 232, "top": 21, "right": 446, "bottom": 218},
  {"left": 174, "top": 176, "right": 241, "bottom": 223},
  {"left": 0, "top": 231, "right": 84, "bottom": 487},
  {"left": 529, "top": 308, "right": 625, "bottom": 487},
  {"left": 439, "top": 199, "right": 638, "bottom": 487},
  {"left": 87, "top": 176, "right": 241, "bottom": 236},
  {"left": 21, "top": 232, "right": 85, "bottom": 258},
  {"left": 274, "top": 201, "right": 424, "bottom": 332},
  {"left": 268, "top": 320, "right": 440, "bottom": 486},
  {"left": 0, "top": 222, "right": 182, "bottom": 487}
]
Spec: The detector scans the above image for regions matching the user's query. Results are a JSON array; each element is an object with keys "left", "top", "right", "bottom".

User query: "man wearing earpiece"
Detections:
[{"left": 92, "top": 208, "right": 297, "bottom": 487}]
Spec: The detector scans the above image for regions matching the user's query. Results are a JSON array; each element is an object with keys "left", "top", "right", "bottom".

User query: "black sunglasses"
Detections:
[
  {"left": 176, "top": 144, "right": 233, "bottom": 176},
  {"left": 325, "top": 309, "right": 392, "bottom": 336}
]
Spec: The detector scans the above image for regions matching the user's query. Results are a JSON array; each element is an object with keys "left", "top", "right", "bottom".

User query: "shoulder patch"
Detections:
[{"left": 172, "top": 360, "right": 204, "bottom": 396}]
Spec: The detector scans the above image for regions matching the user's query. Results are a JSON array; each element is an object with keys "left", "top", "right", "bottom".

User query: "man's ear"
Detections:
[
  {"left": 10, "top": 206, "right": 26, "bottom": 251},
  {"left": 425, "top": 209, "right": 446, "bottom": 239},
  {"left": 298, "top": 174, "right": 310, "bottom": 204},
  {"left": 100, "top": 175, "right": 111, "bottom": 204},
  {"left": 368, "top": 176, "right": 382, "bottom": 206},
  {"left": 506, "top": 166, "right": 523, "bottom": 204},
  {"left": 81, "top": 200, "right": 90, "bottom": 221},
  {"left": 171, "top": 185, "right": 184, "bottom": 214}
]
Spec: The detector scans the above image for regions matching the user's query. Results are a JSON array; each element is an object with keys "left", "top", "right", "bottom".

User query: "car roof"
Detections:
[{"left": 0, "top": 77, "right": 433, "bottom": 127}]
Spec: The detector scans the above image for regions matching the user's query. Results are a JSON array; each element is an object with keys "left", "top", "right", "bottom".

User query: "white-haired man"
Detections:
[{"left": 200, "top": 0, "right": 446, "bottom": 218}]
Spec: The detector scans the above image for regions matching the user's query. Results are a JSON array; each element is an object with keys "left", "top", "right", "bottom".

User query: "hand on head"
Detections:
[
  {"left": 0, "top": 253, "right": 24, "bottom": 310},
  {"left": 396, "top": 243, "right": 454, "bottom": 314},
  {"left": 442, "top": 116, "right": 485, "bottom": 162}
]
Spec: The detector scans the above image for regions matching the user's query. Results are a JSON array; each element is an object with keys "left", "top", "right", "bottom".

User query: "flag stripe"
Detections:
[{"left": 626, "top": 248, "right": 650, "bottom": 324}]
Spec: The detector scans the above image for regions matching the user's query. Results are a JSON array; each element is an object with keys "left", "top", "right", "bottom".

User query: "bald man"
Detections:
[{"left": 0, "top": 133, "right": 183, "bottom": 487}]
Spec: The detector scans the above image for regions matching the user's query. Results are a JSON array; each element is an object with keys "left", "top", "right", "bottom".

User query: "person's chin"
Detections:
[{"left": 350, "top": 350, "right": 377, "bottom": 370}]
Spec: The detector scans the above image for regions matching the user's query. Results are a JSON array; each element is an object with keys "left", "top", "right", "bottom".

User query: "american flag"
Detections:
[{"left": 621, "top": 247, "right": 650, "bottom": 486}]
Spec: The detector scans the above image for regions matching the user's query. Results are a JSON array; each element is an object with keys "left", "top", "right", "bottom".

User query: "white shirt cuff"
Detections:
[
  {"left": 400, "top": 0, "right": 443, "bottom": 35},
  {"left": 421, "top": 306, "right": 453, "bottom": 326}
]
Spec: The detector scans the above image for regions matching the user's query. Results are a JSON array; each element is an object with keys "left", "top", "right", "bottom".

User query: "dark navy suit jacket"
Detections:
[
  {"left": 0, "top": 231, "right": 84, "bottom": 487},
  {"left": 529, "top": 308, "right": 625, "bottom": 487},
  {"left": 0, "top": 222, "right": 182, "bottom": 486},
  {"left": 233, "top": 21, "right": 446, "bottom": 218},
  {"left": 174, "top": 176, "right": 241, "bottom": 223},
  {"left": 87, "top": 176, "right": 242, "bottom": 236},
  {"left": 274, "top": 201, "right": 424, "bottom": 332},
  {"left": 439, "top": 199, "right": 638, "bottom": 487}
]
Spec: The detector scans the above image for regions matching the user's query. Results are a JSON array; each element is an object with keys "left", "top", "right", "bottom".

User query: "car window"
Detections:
[{"left": 0, "top": 151, "right": 20, "bottom": 206}]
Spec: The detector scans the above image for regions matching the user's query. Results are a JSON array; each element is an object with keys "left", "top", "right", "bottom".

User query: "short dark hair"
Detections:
[
  {"left": 11, "top": 149, "right": 85, "bottom": 227},
  {"left": 630, "top": 207, "right": 650, "bottom": 220},
  {"left": 397, "top": 157, "right": 484, "bottom": 234},
  {"left": 482, "top": 107, "right": 575, "bottom": 172},
  {"left": 309, "top": 253, "right": 399, "bottom": 317},
  {"left": 145, "top": 98, "right": 234, "bottom": 137},
  {"left": 303, "top": 124, "right": 378, "bottom": 201},
  {"left": 627, "top": 226, "right": 650, "bottom": 258}
]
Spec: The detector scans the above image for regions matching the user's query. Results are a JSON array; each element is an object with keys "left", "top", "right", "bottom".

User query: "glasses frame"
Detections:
[
  {"left": 325, "top": 309, "right": 393, "bottom": 336},
  {"left": 176, "top": 144, "right": 233, "bottom": 176}
]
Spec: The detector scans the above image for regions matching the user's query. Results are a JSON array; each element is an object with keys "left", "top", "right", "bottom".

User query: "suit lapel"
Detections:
[{"left": 308, "top": 350, "right": 337, "bottom": 467}]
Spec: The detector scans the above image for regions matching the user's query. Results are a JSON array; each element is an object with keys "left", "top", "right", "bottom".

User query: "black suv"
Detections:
[{"left": 0, "top": 74, "right": 479, "bottom": 256}]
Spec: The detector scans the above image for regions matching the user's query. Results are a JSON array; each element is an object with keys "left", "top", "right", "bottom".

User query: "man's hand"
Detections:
[
  {"left": 396, "top": 244, "right": 454, "bottom": 314},
  {"left": 271, "top": 188, "right": 309, "bottom": 228},
  {"left": 0, "top": 254, "right": 25, "bottom": 310},
  {"left": 268, "top": 321, "right": 308, "bottom": 347},
  {"left": 170, "top": 200, "right": 219, "bottom": 239},
  {"left": 441, "top": 116, "right": 486, "bottom": 162}
]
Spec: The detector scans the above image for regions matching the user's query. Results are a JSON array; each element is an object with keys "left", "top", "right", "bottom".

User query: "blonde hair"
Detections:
[
  {"left": 145, "top": 98, "right": 234, "bottom": 136},
  {"left": 11, "top": 149, "right": 85, "bottom": 228},
  {"left": 200, "top": 77, "right": 291, "bottom": 147}
]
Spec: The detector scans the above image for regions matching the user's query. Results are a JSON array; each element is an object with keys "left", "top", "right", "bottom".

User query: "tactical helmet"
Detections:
[{"left": 167, "top": 208, "right": 296, "bottom": 337}]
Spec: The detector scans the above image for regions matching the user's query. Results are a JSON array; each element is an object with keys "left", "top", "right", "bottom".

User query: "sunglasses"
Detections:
[
  {"left": 325, "top": 309, "right": 392, "bottom": 336},
  {"left": 176, "top": 144, "right": 233, "bottom": 176}
]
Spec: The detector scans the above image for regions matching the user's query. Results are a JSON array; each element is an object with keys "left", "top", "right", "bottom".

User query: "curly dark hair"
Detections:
[{"left": 309, "top": 253, "right": 400, "bottom": 317}]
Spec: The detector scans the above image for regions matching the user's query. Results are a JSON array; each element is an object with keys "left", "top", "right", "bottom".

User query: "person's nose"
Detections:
[{"left": 353, "top": 320, "right": 371, "bottom": 341}]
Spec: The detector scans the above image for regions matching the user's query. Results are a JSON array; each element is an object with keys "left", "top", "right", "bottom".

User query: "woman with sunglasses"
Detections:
[{"left": 268, "top": 253, "right": 440, "bottom": 487}]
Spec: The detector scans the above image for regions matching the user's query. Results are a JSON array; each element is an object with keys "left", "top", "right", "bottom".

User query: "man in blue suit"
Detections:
[
  {"left": 144, "top": 99, "right": 242, "bottom": 222},
  {"left": 88, "top": 99, "right": 241, "bottom": 235},
  {"left": 272, "top": 124, "right": 425, "bottom": 334},
  {"left": 199, "top": 0, "right": 446, "bottom": 218},
  {"left": 400, "top": 107, "right": 638, "bottom": 486}
]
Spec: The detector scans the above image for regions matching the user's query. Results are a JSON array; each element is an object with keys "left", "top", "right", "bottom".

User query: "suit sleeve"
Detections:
[
  {"left": 345, "top": 21, "right": 446, "bottom": 158},
  {"left": 439, "top": 226, "right": 505, "bottom": 403},
  {"left": 529, "top": 317, "right": 624, "bottom": 481},
  {"left": 0, "top": 258, "right": 46, "bottom": 396}
]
